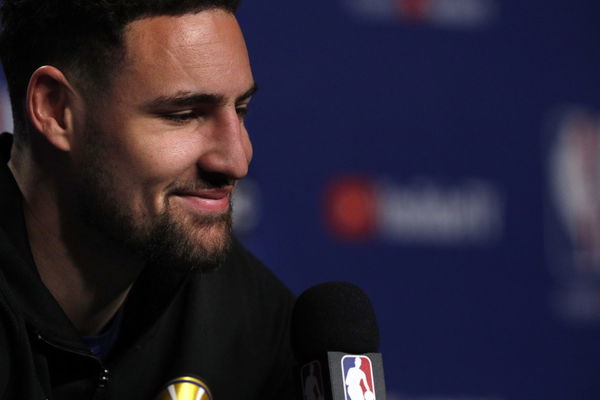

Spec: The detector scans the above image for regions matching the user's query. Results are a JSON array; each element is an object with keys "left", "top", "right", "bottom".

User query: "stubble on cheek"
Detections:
[
  {"left": 72, "top": 155, "right": 233, "bottom": 272},
  {"left": 71, "top": 114, "right": 235, "bottom": 270}
]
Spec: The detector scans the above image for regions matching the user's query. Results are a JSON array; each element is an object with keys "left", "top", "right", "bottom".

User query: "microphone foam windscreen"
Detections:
[{"left": 291, "top": 281, "right": 380, "bottom": 362}]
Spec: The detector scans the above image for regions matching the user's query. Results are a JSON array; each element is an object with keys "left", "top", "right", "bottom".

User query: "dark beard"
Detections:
[
  {"left": 120, "top": 206, "right": 232, "bottom": 271},
  {"left": 71, "top": 141, "right": 232, "bottom": 272}
]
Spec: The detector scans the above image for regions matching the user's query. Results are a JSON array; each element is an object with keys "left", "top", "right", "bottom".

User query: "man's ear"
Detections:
[{"left": 26, "top": 66, "right": 80, "bottom": 152}]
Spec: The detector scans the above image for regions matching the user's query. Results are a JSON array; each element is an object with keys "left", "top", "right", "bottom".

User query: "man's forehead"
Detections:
[
  {"left": 122, "top": 9, "right": 243, "bottom": 61},
  {"left": 111, "top": 9, "right": 253, "bottom": 102}
]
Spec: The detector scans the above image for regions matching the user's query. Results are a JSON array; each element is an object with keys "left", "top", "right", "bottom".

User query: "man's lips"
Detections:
[{"left": 172, "top": 187, "right": 233, "bottom": 213}]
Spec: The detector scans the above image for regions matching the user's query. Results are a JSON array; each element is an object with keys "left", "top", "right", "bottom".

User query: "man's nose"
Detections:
[{"left": 197, "top": 108, "right": 252, "bottom": 180}]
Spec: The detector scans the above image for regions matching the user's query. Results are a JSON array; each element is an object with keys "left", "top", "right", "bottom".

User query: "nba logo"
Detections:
[
  {"left": 301, "top": 360, "right": 325, "bottom": 400},
  {"left": 341, "top": 355, "right": 376, "bottom": 400}
]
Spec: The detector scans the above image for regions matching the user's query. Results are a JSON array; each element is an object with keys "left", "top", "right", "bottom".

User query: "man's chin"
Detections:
[
  {"left": 145, "top": 213, "right": 233, "bottom": 271},
  {"left": 187, "top": 221, "right": 232, "bottom": 269}
]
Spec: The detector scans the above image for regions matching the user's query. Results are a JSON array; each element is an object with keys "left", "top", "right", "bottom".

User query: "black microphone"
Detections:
[{"left": 291, "top": 282, "right": 387, "bottom": 400}]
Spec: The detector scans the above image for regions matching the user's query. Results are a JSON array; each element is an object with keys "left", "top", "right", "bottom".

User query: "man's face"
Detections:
[{"left": 70, "top": 10, "right": 254, "bottom": 269}]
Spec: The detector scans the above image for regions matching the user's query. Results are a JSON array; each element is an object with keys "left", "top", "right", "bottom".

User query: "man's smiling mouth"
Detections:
[{"left": 172, "top": 186, "right": 233, "bottom": 213}]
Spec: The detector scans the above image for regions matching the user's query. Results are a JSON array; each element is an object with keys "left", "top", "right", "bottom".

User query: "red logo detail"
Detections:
[
  {"left": 324, "top": 177, "right": 377, "bottom": 240},
  {"left": 395, "top": 0, "right": 431, "bottom": 21}
]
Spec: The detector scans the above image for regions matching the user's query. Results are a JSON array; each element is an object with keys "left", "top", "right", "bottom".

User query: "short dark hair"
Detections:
[{"left": 0, "top": 0, "right": 240, "bottom": 139}]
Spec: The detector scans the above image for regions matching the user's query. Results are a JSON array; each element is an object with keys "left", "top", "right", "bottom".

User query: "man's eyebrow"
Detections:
[
  {"left": 237, "top": 84, "right": 258, "bottom": 103},
  {"left": 144, "top": 83, "right": 258, "bottom": 110}
]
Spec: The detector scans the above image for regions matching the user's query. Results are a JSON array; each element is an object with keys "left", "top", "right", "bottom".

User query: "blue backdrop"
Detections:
[{"left": 231, "top": 1, "right": 600, "bottom": 399}]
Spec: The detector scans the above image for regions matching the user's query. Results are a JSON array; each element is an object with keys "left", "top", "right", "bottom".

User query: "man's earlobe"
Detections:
[{"left": 26, "top": 66, "right": 79, "bottom": 152}]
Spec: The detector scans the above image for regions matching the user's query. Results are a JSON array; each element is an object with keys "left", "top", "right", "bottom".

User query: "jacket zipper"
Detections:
[{"left": 36, "top": 332, "right": 111, "bottom": 394}]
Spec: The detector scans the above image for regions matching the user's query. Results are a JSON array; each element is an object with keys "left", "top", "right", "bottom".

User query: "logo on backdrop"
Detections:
[
  {"left": 342, "top": 0, "right": 497, "bottom": 28},
  {"left": 546, "top": 107, "right": 600, "bottom": 321},
  {"left": 324, "top": 176, "right": 504, "bottom": 245},
  {"left": 324, "top": 177, "right": 377, "bottom": 240},
  {"left": 154, "top": 376, "right": 212, "bottom": 400},
  {"left": 0, "top": 83, "right": 12, "bottom": 133},
  {"left": 232, "top": 178, "right": 261, "bottom": 235},
  {"left": 341, "top": 355, "right": 376, "bottom": 400},
  {"left": 301, "top": 361, "right": 326, "bottom": 400}
]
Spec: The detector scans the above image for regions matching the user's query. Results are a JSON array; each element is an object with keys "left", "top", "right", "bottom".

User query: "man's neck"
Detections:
[
  {"left": 25, "top": 203, "right": 143, "bottom": 335},
  {"left": 11, "top": 159, "right": 144, "bottom": 336}
]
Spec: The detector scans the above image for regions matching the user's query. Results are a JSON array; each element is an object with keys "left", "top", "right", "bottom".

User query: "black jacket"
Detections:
[{"left": 0, "top": 133, "right": 297, "bottom": 399}]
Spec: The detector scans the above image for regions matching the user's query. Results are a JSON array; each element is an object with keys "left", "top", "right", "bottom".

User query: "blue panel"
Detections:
[{"left": 233, "top": 0, "right": 600, "bottom": 399}]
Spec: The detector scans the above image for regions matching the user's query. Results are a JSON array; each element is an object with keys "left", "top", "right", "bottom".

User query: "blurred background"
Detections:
[
  {"left": 232, "top": 0, "right": 600, "bottom": 398},
  {"left": 2, "top": 0, "right": 600, "bottom": 398}
]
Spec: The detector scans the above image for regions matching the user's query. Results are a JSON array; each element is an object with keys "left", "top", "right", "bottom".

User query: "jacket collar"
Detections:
[{"left": 0, "top": 132, "right": 83, "bottom": 348}]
